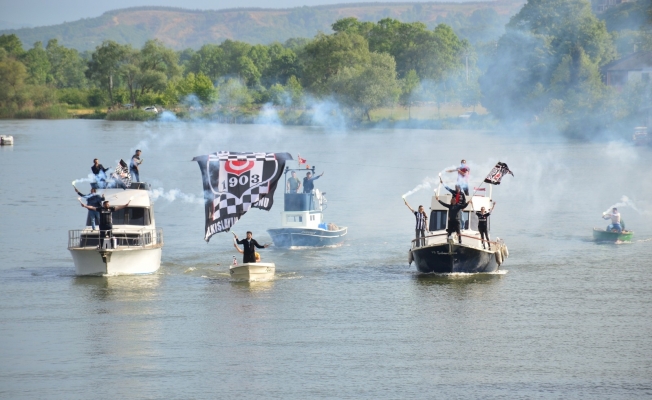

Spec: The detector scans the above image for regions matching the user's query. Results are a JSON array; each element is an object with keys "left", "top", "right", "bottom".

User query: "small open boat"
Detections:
[
  {"left": 229, "top": 262, "right": 275, "bottom": 281},
  {"left": 593, "top": 228, "right": 634, "bottom": 242}
]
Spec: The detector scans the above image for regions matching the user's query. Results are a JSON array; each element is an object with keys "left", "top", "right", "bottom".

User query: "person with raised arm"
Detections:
[
  {"left": 471, "top": 199, "right": 496, "bottom": 250},
  {"left": 74, "top": 186, "right": 104, "bottom": 231},
  {"left": 303, "top": 171, "right": 324, "bottom": 193},
  {"left": 436, "top": 192, "right": 470, "bottom": 244},
  {"left": 404, "top": 198, "right": 428, "bottom": 247},
  {"left": 602, "top": 207, "right": 622, "bottom": 233},
  {"left": 439, "top": 175, "right": 466, "bottom": 205},
  {"left": 446, "top": 159, "right": 470, "bottom": 195},
  {"left": 79, "top": 199, "right": 131, "bottom": 242},
  {"left": 234, "top": 231, "right": 269, "bottom": 264},
  {"left": 91, "top": 158, "right": 110, "bottom": 189}
]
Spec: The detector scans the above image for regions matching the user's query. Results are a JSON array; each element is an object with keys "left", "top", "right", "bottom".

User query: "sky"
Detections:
[{"left": 0, "top": 0, "right": 475, "bottom": 28}]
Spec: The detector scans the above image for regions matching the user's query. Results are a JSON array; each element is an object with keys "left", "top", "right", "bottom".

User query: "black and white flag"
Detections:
[
  {"left": 484, "top": 162, "right": 514, "bottom": 185},
  {"left": 193, "top": 151, "right": 292, "bottom": 242}
]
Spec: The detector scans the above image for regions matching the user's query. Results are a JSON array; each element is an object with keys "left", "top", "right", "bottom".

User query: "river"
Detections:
[{"left": 1, "top": 119, "right": 651, "bottom": 398}]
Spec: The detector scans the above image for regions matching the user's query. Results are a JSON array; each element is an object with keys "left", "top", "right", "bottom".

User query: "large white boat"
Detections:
[
  {"left": 409, "top": 184, "right": 508, "bottom": 274},
  {"left": 267, "top": 168, "right": 347, "bottom": 248},
  {"left": 68, "top": 183, "right": 163, "bottom": 276}
]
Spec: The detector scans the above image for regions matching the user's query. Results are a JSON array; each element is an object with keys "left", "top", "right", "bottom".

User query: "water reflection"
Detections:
[
  {"left": 229, "top": 279, "right": 275, "bottom": 292},
  {"left": 413, "top": 271, "right": 506, "bottom": 287},
  {"left": 73, "top": 274, "right": 162, "bottom": 302}
]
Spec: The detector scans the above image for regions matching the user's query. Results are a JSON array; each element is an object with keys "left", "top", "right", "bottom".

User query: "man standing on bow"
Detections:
[
  {"left": 404, "top": 198, "right": 428, "bottom": 247},
  {"left": 436, "top": 192, "right": 470, "bottom": 244},
  {"left": 80, "top": 199, "right": 131, "bottom": 242},
  {"left": 234, "top": 231, "right": 269, "bottom": 264}
]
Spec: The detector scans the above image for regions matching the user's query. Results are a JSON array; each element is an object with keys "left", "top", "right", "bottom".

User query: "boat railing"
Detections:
[
  {"left": 68, "top": 228, "right": 164, "bottom": 250},
  {"left": 411, "top": 231, "right": 499, "bottom": 250}
]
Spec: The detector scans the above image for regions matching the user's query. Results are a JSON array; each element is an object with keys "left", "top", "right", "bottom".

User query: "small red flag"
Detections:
[{"left": 298, "top": 154, "right": 307, "bottom": 165}]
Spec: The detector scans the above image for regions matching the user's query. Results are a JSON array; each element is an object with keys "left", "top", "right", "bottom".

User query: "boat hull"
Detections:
[
  {"left": 267, "top": 227, "right": 347, "bottom": 248},
  {"left": 230, "top": 263, "right": 275, "bottom": 281},
  {"left": 411, "top": 242, "right": 499, "bottom": 274},
  {"left": 70, "top": 247, "right": 162, "bottom": 276},
  {"left": 592, "top": 228, "right": 634, "bottom": 242}
]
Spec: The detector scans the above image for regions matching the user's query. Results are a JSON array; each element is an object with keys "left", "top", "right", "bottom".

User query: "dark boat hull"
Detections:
[
  {"left": 267, "top": 227, "right": 347, "bottom": 248},
  {"left": 411, "top": 242, "right": 499, "bottom": 274}
]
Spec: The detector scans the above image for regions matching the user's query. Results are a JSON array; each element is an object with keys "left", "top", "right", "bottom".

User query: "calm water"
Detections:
[{"left": 1, "top": 120, "right": 651, "bottom": 399}]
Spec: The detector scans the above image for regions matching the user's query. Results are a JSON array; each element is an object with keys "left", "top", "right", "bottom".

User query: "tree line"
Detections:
[{"left": 0, "top": 0, "right": 650, "bottom": 136}]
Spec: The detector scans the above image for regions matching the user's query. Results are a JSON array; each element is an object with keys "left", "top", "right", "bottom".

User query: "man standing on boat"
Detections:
[
  {"left": 234, "top": 231, "right": 269, "bottom": 263},
  {"left": 436, "top": 193, "right": 470, "bottom": 244},
  {"left": 472, "top": 199, "right": 496, "bottom": 250},
  {"left": 79, "top": 199, "right": 131, "bottom": 242},
  {"left": 303, "top": 171, "right": 324, "bottom": 193},
  {"left": 287, "top": 171, "right": 302, "bottom": 193},
  {"left": 130, "top": 150, "right": 143, "bottom": 183},
  {"left": 91, "top": 158, "right": 110, "bottom": 189},
  {"left": 440, "top": 176, "right": 466, "bottom": 205},
  {"left": 404, "top": 198, "right": 428, "bottom": 247},
  {"left": 74, "top": 186, "right": 104, "bottom": 231},
  {"left": 447, "top": 159, "right": 470, "bottom": 195},
  {"left": 603, "top": 208, "right": 622, "bottom": 233}
]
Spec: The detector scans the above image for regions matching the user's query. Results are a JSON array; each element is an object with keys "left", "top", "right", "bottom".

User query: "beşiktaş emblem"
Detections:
[
  {"left": 193, "top": 151, "right": 292, "bottom": 242},
  {"left": 483, "top": 162, "right": 514, "bottom": 185}
]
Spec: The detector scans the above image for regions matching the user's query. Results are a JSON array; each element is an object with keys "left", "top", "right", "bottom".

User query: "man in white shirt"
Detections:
[{"left": 602, "top": 207, "right": 622, "bottom": 233}]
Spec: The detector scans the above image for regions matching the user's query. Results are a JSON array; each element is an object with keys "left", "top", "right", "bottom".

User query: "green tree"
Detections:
[
  {"left": 328, "top": 52, "right": 400, "bottom": 120},
  {"left": 86, "top": 41, "right": 129, "bottom": 105},
  {"left": 187, "top": 44, "right": 226, "bottom": 81},
  {"left": 22, "top": 41, "right": 50, "bottom": 85},
  {"left": 0, "top": 34, "right": 24, "bottom": 57},
  {"left": 399, "top": 69, "right": 420, "bottom": 118},
  {"left": 0, "top": 53, "right": 27, "bottom": 103},
  {"left": 285, "top": 75, "right": 304, "bottom": 108},
  {"left": 218, "top": 78, "right": 252, "bottom": 109},
  {"left": 302, "top": 32, "right": 371, "bottom": 95},
  {"left": 46, "top": 39, "right": 87, "bottom": 88}
]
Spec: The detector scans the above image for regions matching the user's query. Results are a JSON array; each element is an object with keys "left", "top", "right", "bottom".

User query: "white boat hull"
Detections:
[
  {"left": 70, "top": 247, "right": 162, "bottom": 276},
  {"left": 229, "top": 263, "right": 275, "bottom": 281}
]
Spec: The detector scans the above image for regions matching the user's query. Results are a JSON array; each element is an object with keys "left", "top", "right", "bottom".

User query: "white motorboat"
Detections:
[
  {"left": 0, "top": 135, "right": 14, "bottom": 145},
  {"left": 229, "top": 262, "right": 275, "bottom": 281},
  {"left": 409, "top": 184, "right": 509, "bottom": 274},
  {"left": 68, "top": 183, "right": 163, "bottom": 276}
]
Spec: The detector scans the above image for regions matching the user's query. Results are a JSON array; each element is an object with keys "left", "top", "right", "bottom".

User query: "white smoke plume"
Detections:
[
  {"left": 603, "top": 195, "right": 642, "bottom": 215},
  {"left": 149, "top": 187, "right": 204, "bottom": 205},
  {"left": 402, "top": 176, "right": 441, "bottom": 198}
]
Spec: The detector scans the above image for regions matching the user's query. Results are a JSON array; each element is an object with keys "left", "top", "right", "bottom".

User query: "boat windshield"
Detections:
[{"left": 86, "top": 207, "right": 151, "bottom": 226}]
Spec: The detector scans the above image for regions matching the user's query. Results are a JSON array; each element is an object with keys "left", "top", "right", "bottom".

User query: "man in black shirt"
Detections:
[
  {"left": 472, "top": 200, "right": 496, "bottom": 250},
  {"left": 80, "top": 199, "right": 131, "bottom": 242},
  {"left": 91, "top": 158, "right": 109, "bottom": 189},
  {"left": 234, "top": 231, "right": 269, "bottom": 263},
  {"left": 303, "top": 171, "right": 324, "bottom": 193},
  {"left": 436, "top": 193, "right": 470, "bottom": 244}
]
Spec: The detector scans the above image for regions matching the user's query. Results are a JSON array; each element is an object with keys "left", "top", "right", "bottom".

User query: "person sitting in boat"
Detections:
[
  {"left": 404, "top": 198, "right": 428, "bottom": 247},
  {"left": 446, "top": 159, "right": 470, "bottom": 195},
  {"left": 602, "top": 208, "right": 622, "bottom": 233},
  {"left": 471, "top": 199, "right": 496, "bottom": 250},
  {"left": 439, "top": 176, "right": 466, "bottom": 205},
  {"left": 91, "top": 158, "right": 110, "bottom": 189},
  {"left": 74, "top": 186, "right": 105, "bottom": 231},
  {"left": 79, "top": 199, "right": 132, "bottom": 242},
  {"left": 234, "top": 231, "right": 269, "bottom": 263},
  {"left": 436, "top": 193, "right": 470, "bottom": 244},
  {"left": 303, "top": 171, "right": 324, "bottom": 193},
  {"left": 287, "top": 171, "right": 302, "bottom": 193}
]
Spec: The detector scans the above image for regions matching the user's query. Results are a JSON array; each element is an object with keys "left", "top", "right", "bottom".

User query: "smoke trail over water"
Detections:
[
  {"left": 603, "top": 195, "right": 642, "bottom": 215},
  {"left": 149, "top": 188, "right": 204, "bottom": 205}
]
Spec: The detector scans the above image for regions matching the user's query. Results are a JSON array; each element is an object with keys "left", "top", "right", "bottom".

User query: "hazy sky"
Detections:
[{"left": 0, "top": 0, "right": 472, "bottom": 28}]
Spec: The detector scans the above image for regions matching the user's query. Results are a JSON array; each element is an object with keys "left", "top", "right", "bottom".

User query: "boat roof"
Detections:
[{"left": 96, "top": 188, "right": 152, "bottom": 208}]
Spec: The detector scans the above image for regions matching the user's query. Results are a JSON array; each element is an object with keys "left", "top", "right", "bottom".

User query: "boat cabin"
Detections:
[{"left": 281, "top": 167, "right": 327, "bottom": 229}]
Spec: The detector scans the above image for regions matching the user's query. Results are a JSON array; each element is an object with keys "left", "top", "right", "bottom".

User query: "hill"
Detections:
[{"left": 1, "top": 1, "right": 525, "bottom": 51}]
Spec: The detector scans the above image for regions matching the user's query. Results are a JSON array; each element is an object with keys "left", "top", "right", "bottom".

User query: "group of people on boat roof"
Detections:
[
  {"left": 89, "top": 150, "right": 144, "bottom": 189},
  {"left": 404, "top": 159, "right": 496, "bottom": 250},
  {"left": 286, "top": 170, "right": 325, "bottom": 194}
]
